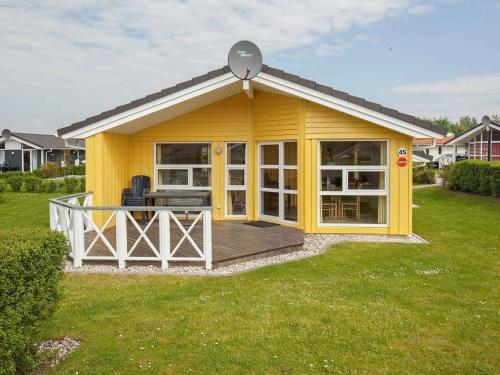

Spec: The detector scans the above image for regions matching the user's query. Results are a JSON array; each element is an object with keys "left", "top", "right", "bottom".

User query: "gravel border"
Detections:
[
  {"left": 37, "top": 337, "right": 80, "bottom": 371},
  {"left": 65, "top": 233, "right": 428, "bottom": 276}
]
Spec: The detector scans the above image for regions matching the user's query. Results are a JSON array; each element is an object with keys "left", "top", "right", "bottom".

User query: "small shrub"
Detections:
[
  {"left": 413, "top": 167, "right": 435, "bottom": 185},
  {"left": 79, "top": 177, "right": 86, "bottom": 192},
  {"left": 6, "top": 176, "right": 23, "bottom": 192},
  {"left": 31, "top": 169, "right": 43, "bottom": 178},
  {"left": 64, "top": 177, "right": 78, "bottom": 193},
  {"left": 0, "top": 180, "right": 6, "bottom": 193},
  {"left": 42, "top": 180, "right": 58, "bottom": 193},
  {"left": 41, "top": 162, "right": 59, "bottom": 179},
  {"left": 0, "top": 228, "right": 67, "bottom": 374},
  {"left": 24, "top": 176, "right": 43, "bottom": 193},
  {"left": 440, "top": 164, "right": 454, "bottom": 187}
]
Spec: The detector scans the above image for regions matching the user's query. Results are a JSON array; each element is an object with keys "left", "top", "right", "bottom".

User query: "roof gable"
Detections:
[{"left": 57, "top": 65, "right": 447, "bottom": 139}]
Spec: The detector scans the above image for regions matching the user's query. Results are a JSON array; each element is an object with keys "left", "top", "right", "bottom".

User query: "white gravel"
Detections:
[
  {"left": 65, "top": 233, "right": 427, "bottom": 276},
  {"left": 38, "top": 337, "right": 80, "bottom": 370}
]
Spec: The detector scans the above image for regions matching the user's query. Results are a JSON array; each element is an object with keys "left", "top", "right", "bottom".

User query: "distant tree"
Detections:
[
  {"left": 491, "top": 114, "right": 500, "bottom": 121},
  {"left": 422, "top": 116, "right": 478, "bottom": 135}
]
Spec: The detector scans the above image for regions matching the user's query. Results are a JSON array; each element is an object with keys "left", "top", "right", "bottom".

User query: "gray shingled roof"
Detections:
[
  {"left": 57, "top": 64, "right": 448, "bottom": 136},
  {"left": 10, "top": 132, "right": 84, "bottom": 149},
  {"left": 413, "top": 150, "right": 433, "bottom": 162}
]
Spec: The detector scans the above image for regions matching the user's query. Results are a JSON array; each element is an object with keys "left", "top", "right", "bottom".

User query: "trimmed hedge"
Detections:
[
  {"left": 6, "top": 176, "right": 23, "bottom": 192},
  {"left": 0, "top": 228, "right": 67, "bottom": 374},
  {"left": 413, "top": 166, "right": 436, "bottom": 185},
  {"left": 448, "top": 160, "right": 500, "bottom": 197},
  {"left": 64, "top": 177, "right": 79, "bottom": 193},
  {"left": 24, "top": 176, "right": 43, "bottom": 193},
  {"left": 0, "top": 180, "right": 6, "bottom": 193}
]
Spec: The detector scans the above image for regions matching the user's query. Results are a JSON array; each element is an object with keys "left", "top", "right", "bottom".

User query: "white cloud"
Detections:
[
  {"left": 0, "top": 0, "right": 435, "bottom": 133},
  {"left": 391, "top": 74, "right": 500, "bottom": 120},
  {"left": 407, "top": 4, "right": 435, "bottom": 15}
]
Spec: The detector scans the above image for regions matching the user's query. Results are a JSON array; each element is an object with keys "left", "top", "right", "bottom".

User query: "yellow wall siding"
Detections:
[
  {"left": 85, "top": 90, "right": 413, "bottom": 235},
  {"left": 86, "top": 132, "right": 130, "bottom": 225},
  {"left": 129, "top": 93, "right": 252, "bottom": 221},
  {"left": 304, "top": 101, "right": 413, "bottom": 235},
  {"left": 253, "top": 91, "right": 301, "bottom": 141}
]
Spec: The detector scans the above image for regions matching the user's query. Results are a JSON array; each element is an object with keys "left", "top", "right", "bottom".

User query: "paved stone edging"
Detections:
[
  {"left": 64, "top": 233, "right": 428, "bottom": 276},
  {"left": 37, "top": 337, "right": 80, "bottom": 370}
]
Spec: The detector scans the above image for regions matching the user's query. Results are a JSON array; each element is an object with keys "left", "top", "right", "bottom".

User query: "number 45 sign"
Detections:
[{"left": 397, "top": 147, "right": 408, "bottom": 157}]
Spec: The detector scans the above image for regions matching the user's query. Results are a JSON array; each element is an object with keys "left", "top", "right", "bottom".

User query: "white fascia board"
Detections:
[
  {"left": 446, "top": 125, "right": 485, "bottom": 145},
  {"left": 254, "top": 73, "right": 444, "bottom": 139},
  {"left": 8, "top": 135, "right": 42, "bottom": 149},
  {"left": 61, "top": 73, "right": 239, "bottom": 139},
  {"left": 412, "top": 154, "right": 430, "bottom": 163}
]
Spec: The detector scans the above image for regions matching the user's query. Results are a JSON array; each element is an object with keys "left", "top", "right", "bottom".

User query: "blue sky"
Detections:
[{"left": 0, "top": 0, "right": 499, "bottom": 133}]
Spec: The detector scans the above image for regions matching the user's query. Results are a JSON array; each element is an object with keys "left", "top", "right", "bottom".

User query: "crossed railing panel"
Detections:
[{"left": 49, "top": 192, "right": 212, "bottom": 270}]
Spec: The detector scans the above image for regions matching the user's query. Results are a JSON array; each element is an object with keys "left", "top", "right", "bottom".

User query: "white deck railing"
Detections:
[{"left": 49, "top": 192, "right": 212, "bottom": 270}]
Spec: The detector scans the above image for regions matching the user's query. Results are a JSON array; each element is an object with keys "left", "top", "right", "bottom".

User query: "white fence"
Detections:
[{"left": 49, "top": 192, "right": 212, "bottom": 270}]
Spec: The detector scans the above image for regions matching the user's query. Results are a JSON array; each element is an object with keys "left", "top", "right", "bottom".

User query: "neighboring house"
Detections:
[
  {"left": 413, "top": 134, "right": 466, "bottom": 161},
  {"left": 412, "top": 150, "right": 433, "bottom": 165},
  {"left": 0, "top": 129, "right": 85, "bottom": 172},
  {"left": 57, "top": 63, "right": 446, "bottom": 236},
  {"left": 446, "top": 116, "right": 500, "bottom": 161}
]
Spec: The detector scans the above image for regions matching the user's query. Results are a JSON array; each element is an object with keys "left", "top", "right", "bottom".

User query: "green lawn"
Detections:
[
  {"left": 1, "top": 189, "right": 499, "bottom": 374},
  {"left": 0, "top": 192, "right": 59, "bottom": 228}
]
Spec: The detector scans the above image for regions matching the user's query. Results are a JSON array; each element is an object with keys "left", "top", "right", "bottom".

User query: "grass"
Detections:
[
  {"left": 0, "top": 192, "right": 60, "bottom": 228},
  {"left": 1, "top": 188, "right": 499, "bottom": 373}
]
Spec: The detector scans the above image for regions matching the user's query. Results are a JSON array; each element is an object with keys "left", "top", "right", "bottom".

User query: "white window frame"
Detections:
[
  {"left": 318, "top": 139, "right": 390, "bottom": 228},
  {"left": 225, "top": 142, "right": 248, "bottom": 218},
  {"left": 154, "top": 142, "right": 212, "bottom": 191},
  {"left": 258, "top": 141, "right": 298, "bottom": 224}
]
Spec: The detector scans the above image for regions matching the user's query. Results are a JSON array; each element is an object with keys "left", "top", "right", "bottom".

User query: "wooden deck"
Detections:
[{"left": 84, "top": 220, "right": 304, "bottom": 267}]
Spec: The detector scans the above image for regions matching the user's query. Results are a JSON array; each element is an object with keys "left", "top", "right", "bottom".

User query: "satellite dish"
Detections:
[
  {"left": 228, "top": 41, "right": 263, "bottom": 80},
  {"left": 482, "top": 115, "right": 490, "bottom": 126},
  {"left": 1, "top": 129, "right": 11, "bottom": 140}
]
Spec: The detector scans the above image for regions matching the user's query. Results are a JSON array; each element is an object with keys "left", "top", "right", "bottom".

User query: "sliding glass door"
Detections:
[{"left": 258, "top": 141, "right": 298, "bottom": 222}]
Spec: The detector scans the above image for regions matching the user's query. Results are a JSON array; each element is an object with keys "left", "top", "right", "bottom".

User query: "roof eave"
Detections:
[
  {"left": 58, "top": 72, "right": 238, "bottom": 139},
  {"left": 254, "top": 73, "right": 445, "bottom": 139}
]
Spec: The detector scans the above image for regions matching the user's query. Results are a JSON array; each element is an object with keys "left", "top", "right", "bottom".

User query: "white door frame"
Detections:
[{"left": 257, "top": 141, "right": 298, "bottom": 223}]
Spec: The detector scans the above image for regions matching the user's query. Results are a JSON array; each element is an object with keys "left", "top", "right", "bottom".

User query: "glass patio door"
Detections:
[{"left": 259, "top": 141, "right": 298, "bottom": 222}]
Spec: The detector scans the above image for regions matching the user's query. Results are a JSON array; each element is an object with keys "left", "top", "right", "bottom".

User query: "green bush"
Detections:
[
  {"left": 0, "top": 171, "right": 31, "bottom": 179},
  {"left": 448, "top": 160, "right": 500, "bottom": 197},
  {"left": 491, "top": 163, "right": 500, "bottom": 197},
  {"left": 0, "top": 228, "right": 67, "bottom": 374},
  {"left": 0, "top": 180, "right": 6, "bottom": 193},
  {"left": 42, "top": 180, "right": 58, "bottom": 193},
  {"left": 40, "top": 163, "right": 59, "bottom": 179},
  {"left": 6, "top": 176, "right": 24, "bottom": 192},
  {"left": 79, "top": 177, "right": 86, "bottom": 192},
  {"left": 63, "top": 177, "right": 78, "bottom": 193},
  {"left": 413, "top": 166, "right": 435, "bottom": 184},
  {"left": 24, "top": 176, "right": 43, "bottom": 193},
  {"left": 440, "top": 164, "right": 454, "bottom": 187},
  {"left": 31, "top": 169, "right": 43, "bottom": 178}
]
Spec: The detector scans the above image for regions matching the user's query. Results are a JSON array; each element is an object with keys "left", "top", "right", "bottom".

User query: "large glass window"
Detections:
[
  {"left": 319, "top": 141, "right": 388, "bottom": 225},
  {"left": 259, "top": 141, "right": 298, "bottom": 222},
  {"left": 155, "top": 143, "right": 212, "bottom": 191},
  {"left": 226, "top": 143, "right": 247, "bottom": 217},
  {"left": 468, "top": 130, "right": 500, "bottom": 161}
]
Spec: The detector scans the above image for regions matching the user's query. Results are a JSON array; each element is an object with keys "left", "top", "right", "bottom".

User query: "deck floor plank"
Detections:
[{"left": 83, "top": 220, "right": 304, "bottom": 267}]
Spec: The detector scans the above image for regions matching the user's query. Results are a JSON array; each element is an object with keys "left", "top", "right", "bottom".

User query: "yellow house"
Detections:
[{"left": 57, "top": 64, "right": 446, "bottom": 240}]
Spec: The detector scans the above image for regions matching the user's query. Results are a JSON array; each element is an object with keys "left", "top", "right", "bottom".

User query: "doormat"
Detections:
[{"left": 244, "top": 221, "right": 280, "bottom": 228}]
